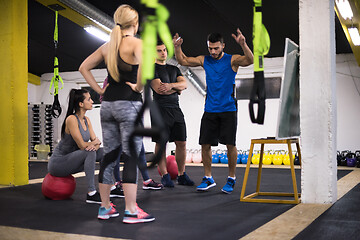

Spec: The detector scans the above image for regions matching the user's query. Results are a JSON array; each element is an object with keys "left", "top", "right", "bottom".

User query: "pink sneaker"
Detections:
[
  {"left": 143, "top": 179, "right": 163, "bottom": 190},
  {"left": 122, "top": 205, "right": 155, "bottom": 224},
  {"left": 98, "top": 205, "right": 119, "bottom": 220}
]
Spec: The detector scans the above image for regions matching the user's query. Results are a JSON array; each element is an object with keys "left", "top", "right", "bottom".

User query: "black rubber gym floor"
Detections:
[
  {"left": 293, "top": 183, "right": 360, "bottom": 240},
  {"left": 0, "top": 163, "right": 353, "bottom": 240}
]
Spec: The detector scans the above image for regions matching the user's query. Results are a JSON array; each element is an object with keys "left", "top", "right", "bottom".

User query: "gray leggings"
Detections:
[
  {"left": 99, "top": 100, "right": 143, "bottom": 185},
  {"left": 48, "top": 148, "right": 103, "bottom": 192}
]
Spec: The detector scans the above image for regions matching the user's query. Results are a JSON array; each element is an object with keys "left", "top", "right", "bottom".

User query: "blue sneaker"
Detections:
[
  {"left": 197, "top": 176, "right": 216, "bottom": 191},
  {"left": 177, "top": 172, "right": 194, "bottom": 186},
  {"left": 98, "top": 205, "right": 119, "bottom": 220},
  {"left": 221, "top": 177, "right": 236, "bottom": 194},
  {"left": 161, "top": 173, "right": 174, "bottom": 188}
]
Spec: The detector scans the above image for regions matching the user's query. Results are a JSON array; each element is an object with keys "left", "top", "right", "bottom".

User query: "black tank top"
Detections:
[{"left": 102, "top": 55, "right": 142, "bottom": 102}]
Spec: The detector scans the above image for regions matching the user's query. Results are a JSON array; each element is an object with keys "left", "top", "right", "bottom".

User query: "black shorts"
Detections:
[
  {"left": 151, "top": 106, "right": 187, "bottom": 143},
  {"left": 199, "top": 111, "right": 237, "bottom": 146}
]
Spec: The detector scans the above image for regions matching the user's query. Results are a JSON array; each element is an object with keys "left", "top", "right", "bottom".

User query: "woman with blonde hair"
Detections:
[{"left": 79, "top": 4, "right": 153, "bottom": 223}]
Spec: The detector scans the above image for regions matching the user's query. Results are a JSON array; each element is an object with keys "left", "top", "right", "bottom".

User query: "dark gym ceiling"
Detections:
[{"left": 28, "top": 0, "right": 352, "bottom": 77}]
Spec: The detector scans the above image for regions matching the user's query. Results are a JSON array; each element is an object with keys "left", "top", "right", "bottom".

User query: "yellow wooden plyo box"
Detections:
[{"left": 240, "top": 138, "right": 302, "bottom": 204}]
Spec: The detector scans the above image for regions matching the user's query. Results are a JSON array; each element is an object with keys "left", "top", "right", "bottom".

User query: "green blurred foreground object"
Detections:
[
  {"left": 128, "top": 0, "right": 173, "bottom": 168},
  {"left": 249, "top": 0, "right": 270, "bottom": 124},
  {"left": 141, "top": 0, "right": 173, "bottom": 84}
]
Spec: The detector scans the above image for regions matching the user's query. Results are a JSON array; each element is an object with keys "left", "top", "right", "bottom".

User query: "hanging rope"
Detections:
[
  {"left": 49, "top": 10, "right": 63, "bottom": 118},
  {"left": 128, "top": 0, "right": 173, "bottom": 168},
  {"left": 249, "top": 0, "right": 270, "bottom": 124}
]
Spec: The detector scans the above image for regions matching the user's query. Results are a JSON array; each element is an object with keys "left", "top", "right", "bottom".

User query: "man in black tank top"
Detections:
[{"left": 150, "top": 42, "right": 194, "bottom": 188}]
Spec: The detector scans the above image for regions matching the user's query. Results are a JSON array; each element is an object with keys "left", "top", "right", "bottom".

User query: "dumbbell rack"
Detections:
[
  {"left": 29, "top": 104, "right": 41, "bottom": 158},
  {"left": 28, "top": 103, "right": 58, "bottom": 159},
  {"left": 44, "top": 104, "right": 54, "bottom": 154}
]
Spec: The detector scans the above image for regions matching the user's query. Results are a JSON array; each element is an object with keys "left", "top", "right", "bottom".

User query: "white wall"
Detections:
[
  {"left": 28, "top": 54, "right": 360, "bottom": 153},
  {"left": 336, "top": 54, "right": 360, "bottom": 152}
]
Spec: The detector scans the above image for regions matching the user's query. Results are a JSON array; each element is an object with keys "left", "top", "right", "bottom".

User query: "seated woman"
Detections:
[{"left": 48, "top": 89, "right": 122, "bottom": 204}]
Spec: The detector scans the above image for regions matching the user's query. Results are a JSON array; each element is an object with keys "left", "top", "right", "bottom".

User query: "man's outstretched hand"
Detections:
[{"left": 232, "top": 28, "right": 246, "bottom": 46}]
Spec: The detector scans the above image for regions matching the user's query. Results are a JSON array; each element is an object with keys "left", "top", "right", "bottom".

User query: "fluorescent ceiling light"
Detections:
[
  {"left": 89, "top": 19, "right": 112, "bottom": 33},
  {"left": 335, "top": 0, "right": 353, "bottom": 20},
  {"left": 84, "top": 25, "right": 110, "bottom": 42},
  {"left": 348, "top": 27, "right": 360, "bottom": 46}
]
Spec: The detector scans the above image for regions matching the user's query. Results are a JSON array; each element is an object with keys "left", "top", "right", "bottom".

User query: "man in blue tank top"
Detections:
[{"left": 173, "top": 29, "right": 253, "bottom": 193}]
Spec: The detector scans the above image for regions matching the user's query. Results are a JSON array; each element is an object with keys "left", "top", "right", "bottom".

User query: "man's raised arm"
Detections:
[
  {"left": 173, "top": 33, "right": 204, "bottom": 67},
  {"left": 231, "top": 28, "right": 254, "bottom": 69}
]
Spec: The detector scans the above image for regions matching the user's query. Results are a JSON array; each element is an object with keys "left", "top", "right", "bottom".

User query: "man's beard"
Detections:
[{"left": 212, "top": 50, "right": 223, "bottom": 60}]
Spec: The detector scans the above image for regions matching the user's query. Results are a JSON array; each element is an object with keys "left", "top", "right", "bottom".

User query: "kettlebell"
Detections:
[
  {"left": 212, "top": 150, "right": 219, "bottom": 164},
  {"left": 192, "top": 149, "right": 202, "bottom": 163},
  {"left": 273, "top": 150, "right": 283, "bottom": 165},
  {"left": 241, "top": 150, "right": 249, "bottom": 164},
  {"left": 355, "top": 150, "right": 360, "bottom": 168},
  {"left": 337, "top": 150, "right": 342, "bottom": 166},
  {"left": 294, "top": 152, "right": 300, "bottom": 165},
  {"left": 251, "top": 150, "right": 260, "bottom": 164},
  {"left": 346, "top": 152, "right": 356, "bottom": 167},
  {"left": 263, "top": 150, "right": 272, "bottom": 165},
  {"left": 220, "top": 150, "right": 228, "bottom": 164},
  {"left": 283, "top": 151, "right": 291, "bottom": 165},
  {"left": 186, "top": 149, "right": 193, "bottom": 163},
  {"left": 340, "top": 150, "right": 350, "bottom": 166},
  {"left": 237, "top": 150, "right": 242, "bottom": 164}
]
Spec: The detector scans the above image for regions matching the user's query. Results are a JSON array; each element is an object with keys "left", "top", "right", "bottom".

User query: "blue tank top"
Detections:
[
  {"left": 203, "top": 53, "right": 237, "bottom": 112},
  {"left": 51, "top": 115, "right": 90, "bottom": 157}
]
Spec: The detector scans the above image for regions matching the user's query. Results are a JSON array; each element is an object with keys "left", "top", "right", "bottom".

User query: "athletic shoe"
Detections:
[
  {"left": 86, "top": 191, "right": 102, "bottom": 204},
  {"left": 143, "top": 179, "right": 163, "bottom": 190},
  {"left": 161, "top": 173, "right": 174, "bottom": 188},
  {"left": 110, "top": 185, "right": 124, "bottom": 198},
  {"left": 123, "top": 205, "right": 155, "bottom": 224},
  {"left": 98, "top": 205, "right": 119, "bottom": 220},
  {"left": 177, "top": 172, "right": 194, "bottom": 186},
  {"left": 196, "top": 176, "right": 216, "bottom": 191},
  {"left": 221, "top": 177, "right": 236, "bottom": 194}
]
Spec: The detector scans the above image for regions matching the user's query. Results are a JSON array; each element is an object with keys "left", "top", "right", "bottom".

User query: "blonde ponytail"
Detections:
[
  {"left": 107, "top": 25, "right": 121, "bottom": 81},
  {"left": 106, "top": 4, "right": 138, "bottom": 82}
]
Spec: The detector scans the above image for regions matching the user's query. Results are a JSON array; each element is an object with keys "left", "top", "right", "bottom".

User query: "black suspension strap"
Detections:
[
  {"left": 129, "top": 82, "right": 167, "bottom": 168},
  {"left": 249, "top": 71, "right": 266, "bottom": 124}
]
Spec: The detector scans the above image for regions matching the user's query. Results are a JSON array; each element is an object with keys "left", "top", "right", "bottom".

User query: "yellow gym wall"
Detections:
[{"left": 0, "top": 0, "right": 29, "bottom": 185}]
